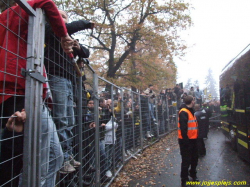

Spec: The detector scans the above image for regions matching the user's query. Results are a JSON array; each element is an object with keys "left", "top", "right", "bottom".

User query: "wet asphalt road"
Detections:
[{"left": 128, "top": 126, "right": 250, "bottom": 187}]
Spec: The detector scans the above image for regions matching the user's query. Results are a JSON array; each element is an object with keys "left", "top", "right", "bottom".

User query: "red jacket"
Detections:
[{"left": 0, "top": 0, "right": 67, "bottom": 104}]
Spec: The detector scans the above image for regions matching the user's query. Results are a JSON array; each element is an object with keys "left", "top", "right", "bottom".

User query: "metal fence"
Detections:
[{"left": 0, "top": 1, "right": 178, "bottom": 187}]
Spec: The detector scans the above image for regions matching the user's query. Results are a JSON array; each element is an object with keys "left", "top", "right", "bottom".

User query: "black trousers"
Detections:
[
  {"left": 179, "top": 139, "right": 198, "bottom": 180},
  {"left": 197, "top": 138, "right": 206, "bottom": 156}
]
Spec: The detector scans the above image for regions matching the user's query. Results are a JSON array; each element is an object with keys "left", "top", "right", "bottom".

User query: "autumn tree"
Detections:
[
  {"left": 184, "top": 78, "right": 193, "bottom": 91},
  {"left": 204, "top": 68, "right": 218, "bottom": 98},
  {"left": 193, "top": 79, "right": 199, "bottom": 89},
  {"left": 55, "top": 0, "right": 192, "bottom": 90}
]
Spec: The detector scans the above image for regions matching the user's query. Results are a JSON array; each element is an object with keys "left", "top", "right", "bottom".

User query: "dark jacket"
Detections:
[
  {"left": 140, "top": 95, "right": 149, "bottom": 114},
  {"left": 195, "top": 108, "right": 209, "bottom": 138},
  {"left": 44, "top": 20, "right": 91, "bottom": 79}
]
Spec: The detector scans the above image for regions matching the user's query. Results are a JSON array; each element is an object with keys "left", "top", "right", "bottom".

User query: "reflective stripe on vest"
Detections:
[{"left": 178, "top": 108, "right": 198, "bottom": 139}]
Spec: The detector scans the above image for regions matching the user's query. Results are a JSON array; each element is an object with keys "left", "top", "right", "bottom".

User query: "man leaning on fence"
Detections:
[
  {"left": 0, "top": 0, "right": 74, "bottom": 186},
  {"left": 44, "top": 9, "right": 95, "bottom": 174}
]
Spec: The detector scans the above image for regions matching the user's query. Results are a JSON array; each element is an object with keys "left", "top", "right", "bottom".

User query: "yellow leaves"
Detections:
[
  {"left": 110, "top": 131, "right": 178, "bottom": 186},
  {"left": 54, "top": 0, "right": 192, "bottom": 89}
]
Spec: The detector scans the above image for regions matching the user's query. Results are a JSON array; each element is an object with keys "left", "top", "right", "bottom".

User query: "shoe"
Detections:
[
  {"left": 191, "top": 176, "right": 199, "bottom": 181},
  {"left": 153, "top": 118, "right": 156, "bottom": 122},
  {"left": 105, "top": 170, "right": 112, "bottom": 178},
  {"left": 126, "top": 150, "right": 132, "bottom": 155},
  {"left": 59, "top": 161, "right": 76, "bottom": 174},
  {"left": 150, "top": 133, "right": 154, "bottom": 137},
  {"left": 146, "top": 131, "right": 152, "bottom": 138},
  {"left": 188, "top": 170, "right": 198, "bottom": 181},
  {"left": 181, "top": 178, "right": 190, "bottom": 187},
  {"left": 69, "top": 156, "right": 81, "bottom": 167}
]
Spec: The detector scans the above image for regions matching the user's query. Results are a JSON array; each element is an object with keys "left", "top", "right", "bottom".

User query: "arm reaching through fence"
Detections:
[{"left": 6, "top": 109, "right": 26, "bottom": 133}]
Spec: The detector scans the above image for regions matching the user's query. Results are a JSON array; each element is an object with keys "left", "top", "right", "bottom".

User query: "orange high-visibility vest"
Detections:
[{"left": 178, "top": 108, "right": 198, "bottom": 139}]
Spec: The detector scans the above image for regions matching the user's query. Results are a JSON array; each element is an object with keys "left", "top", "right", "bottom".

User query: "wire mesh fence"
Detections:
[{"left": 0, "top": 1, "right": 178, "bottom": 187}]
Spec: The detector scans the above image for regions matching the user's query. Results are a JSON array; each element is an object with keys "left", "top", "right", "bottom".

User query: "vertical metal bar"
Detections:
[
  {"left": 77, "top": 76, "right": 83, "bottom": 187},
  {"left": 93, "top": 74, "right": 100, "bottom": 187},
  {"left": 23, "top": 9, "right": 44, "bottom": 187},
  {"left": 110, "top": 85, "right": 115, "bottom": 176},
  {"left": 22, "top": 15, "right": 35, "bottom": 186},
  {"left": 138, "top": 94, "right": 143, "bottom": 149},
  {"left": 120, "top": 90, "right": 125, "bottom": 164},
  {"left": 155, "top": 96, "right": 159, "bottom": 138},
  {"left": 161, "top": 95, "right": 165, "bottom": 134},
  {"left": 131, "top": 93, "right": 135, "bottom": 151},
  {"left": 147, "top": 97, "right": 151, "bottom": 135},
  {"left": 166, "top": 97, "right": 170, "bottom": 132}
]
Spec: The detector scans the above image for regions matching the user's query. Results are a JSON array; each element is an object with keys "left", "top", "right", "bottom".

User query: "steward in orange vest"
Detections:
[
  {"left": 178, "top": 95, "right": 199, "bottom": 187},
  {"left": 178, "top": 108, "right": 198, "bottom": 139}
]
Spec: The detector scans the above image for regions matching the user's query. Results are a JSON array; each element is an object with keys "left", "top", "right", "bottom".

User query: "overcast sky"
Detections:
[{"left": 176, "top": 0, "right": 250, "bottom": 90}]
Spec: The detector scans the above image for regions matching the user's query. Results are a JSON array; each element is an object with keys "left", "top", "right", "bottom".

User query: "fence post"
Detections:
[
  {"left": 166, "top": 99, "right": 170, "bottom": 132},
  {"left": 161, "top": 95, "right": 165, "bottom": 135},
  {"left": 120, "top": 90, "right": 125, "bottom": 164},
  {"left": 138, "top": 94, "right": 143, "bottom": 149},
  {"left": 23, "top": 9, "right": 44, "bottom": 187},
  {"left": 110, "top": 84, "right": 116, "bottom": 175},
  {"left": 155, "top": 96, "right": 159, "bottom": 138},
  {"left": 77, "top": 75, "right": 83, "bottom": 187},
  {"left": 93, "top": 73, "right": 100, "bottom": 186},
  {"left": 131, "top": 93, "right": 135, "bottom": 151}
]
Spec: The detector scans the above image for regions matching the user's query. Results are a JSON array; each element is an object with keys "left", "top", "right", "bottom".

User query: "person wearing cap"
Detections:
[{"left": 178, "top": 95, "right": 199, "bottom": 187}]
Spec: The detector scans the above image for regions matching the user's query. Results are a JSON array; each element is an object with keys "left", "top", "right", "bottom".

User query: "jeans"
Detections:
[
  {"left": 105, "top": 144, "right": 113, "bottom": 171},
  {"left": 43, "top": 109, "right": 63, "bottom": 187},
  {"left": 50, "top": 76, "right": 75, "bottom": 161},
  {"left": 19, "top": 106, "right": 63, "bottom": 186},
  {"left": 148, "top": 102, "right": 155, "bottom": 120},
  {"left": 100, "top": 140, "right": 108, "bottom": 174}
]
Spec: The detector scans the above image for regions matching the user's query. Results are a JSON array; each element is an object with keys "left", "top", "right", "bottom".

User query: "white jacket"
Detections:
[{"left": 104, "top": 117, "right": 118, "bottom": 144}]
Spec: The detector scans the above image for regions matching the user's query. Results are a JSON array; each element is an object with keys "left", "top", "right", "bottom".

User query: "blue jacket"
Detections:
[{"left": 195, "top": 89, "right": 202, "bottom": 99}]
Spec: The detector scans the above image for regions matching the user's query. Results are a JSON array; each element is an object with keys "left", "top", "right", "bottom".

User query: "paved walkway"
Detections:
[{"left": 111, "top": 126, "right": 250, "bottom": 187}]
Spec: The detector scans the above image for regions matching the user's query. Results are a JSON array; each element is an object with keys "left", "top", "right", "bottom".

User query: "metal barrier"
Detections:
[{"left": 0, "top": 1, "right": 178, "bottom": 186}]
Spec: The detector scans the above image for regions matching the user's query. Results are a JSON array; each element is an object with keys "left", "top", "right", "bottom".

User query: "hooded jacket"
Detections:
[
  {"left": 0, "top": 0, "right": 68, "bottom": 104},
  {"left": 195, "top": 108, "right": 209, "bottom": 138}
]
